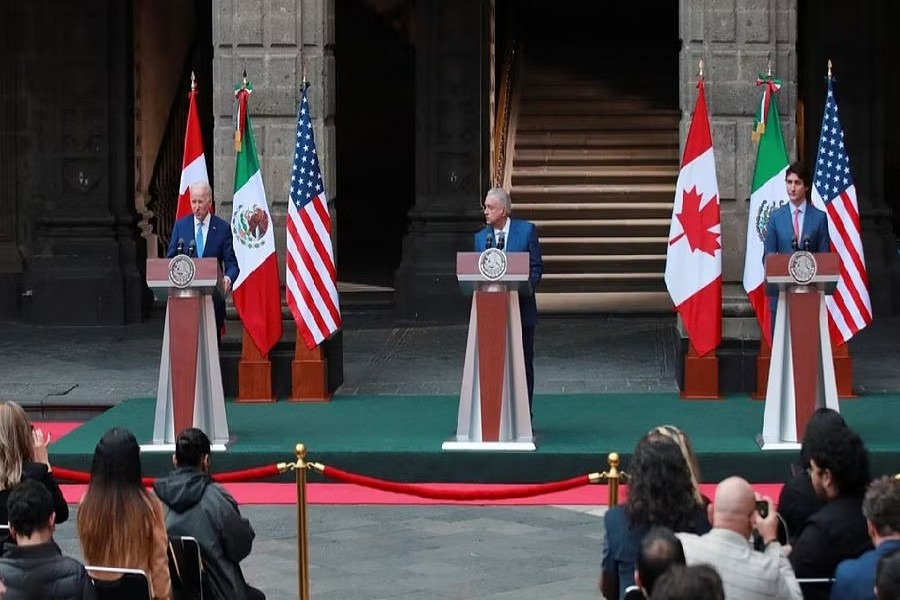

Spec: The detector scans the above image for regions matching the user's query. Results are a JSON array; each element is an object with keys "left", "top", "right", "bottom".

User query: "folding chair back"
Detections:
[{"left": 87, "top": 566, "right": 152, "bottom": 600}]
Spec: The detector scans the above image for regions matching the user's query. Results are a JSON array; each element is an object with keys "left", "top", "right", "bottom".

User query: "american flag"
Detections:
[
  {"left": 811, "top": 79, "right": 872, "bottom": 343},
  {"left": 286, "top": 84, "right": 341, "bottom": 348}
]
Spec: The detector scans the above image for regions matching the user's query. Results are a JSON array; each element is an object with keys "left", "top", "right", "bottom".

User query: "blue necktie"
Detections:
[{"left": 195, "top": 222, "right": 205, "bottom": 257}]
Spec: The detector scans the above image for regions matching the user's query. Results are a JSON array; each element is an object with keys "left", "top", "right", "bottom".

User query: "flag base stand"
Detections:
[
  {"left": 681, "top": 343, "right": 720, "bottom": 400},
  {"left": 752, "top": 340, "right": 771, "bottom": 400},
  {"left": 290, "top": 340, "right": 331, "bottom": 402},
  {"left": 236, "top": 330, "right": 275, "bottom": 403},
  {"left": 833, "top": 341, "right": 856, "bottom": 398}
]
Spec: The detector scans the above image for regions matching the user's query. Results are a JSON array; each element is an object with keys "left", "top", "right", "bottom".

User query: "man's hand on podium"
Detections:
[{"left": 222, "top": 275, "right": 232, "bottom": 295}]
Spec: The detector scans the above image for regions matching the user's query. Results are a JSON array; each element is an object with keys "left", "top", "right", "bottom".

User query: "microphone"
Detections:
[
  {"left": 497, "top": 231, "right": 506, "bottom": 251},
  {"left": 176, "top": 237, "right": 185, "bottom": 255},
  {"left": 485, "top": 230, "right": 493, "bottom": 250},
  {"left": 802, "top": 237, "right": 811, "bottom": 251},
  {"left": 791, "top": 236, "right": 798, "bottom": 251},
  {"left": 188, "top": 239, "right": 196, "bottom": 257}
]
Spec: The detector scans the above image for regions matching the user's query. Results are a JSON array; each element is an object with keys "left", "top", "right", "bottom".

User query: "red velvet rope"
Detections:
[
  {"left": 318, "top": 465, "right": 592, "bottom": 500},
  {"left": 52, "top": 464, "right": 282, "bottom": 486}
]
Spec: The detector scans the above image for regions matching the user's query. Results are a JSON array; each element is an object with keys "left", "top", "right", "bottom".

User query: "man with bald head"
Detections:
[
  {"left": 167, "top": 181, "right": 239, "bottom": 334},
  {"left": 676, "top": 477, "right": 802, "bottom": 599}
]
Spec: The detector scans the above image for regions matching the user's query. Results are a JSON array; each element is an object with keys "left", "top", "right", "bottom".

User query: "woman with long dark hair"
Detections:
[
  {"left": 77, "top": 427, "right": 171, "bottom": 600},
  {"left": 600, "top": 431, "right": 711, "bottom": 600}
]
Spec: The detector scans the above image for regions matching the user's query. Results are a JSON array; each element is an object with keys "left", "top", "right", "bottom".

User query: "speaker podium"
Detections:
[
  {"left": 146, "top": 257, "right": 229, "bottom": 450},
  {"left": 443, "top": 251, "right": 535, "bottom": 451},
  {"left": 758, "top": 252, "right": 840, "bottom": 450}
]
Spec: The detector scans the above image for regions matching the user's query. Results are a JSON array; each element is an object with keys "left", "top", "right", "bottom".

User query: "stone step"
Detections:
[
  {"left": 536, "top": 291, "right": 673, "bottom": 313},
  {"left": 512, "top": 183, "right": 675, "bottom": 203},
  {"left": 517, "top": 114, "right": 680, "bottom": 132},
  {"left": 519, "top": 100, "right": 679, "bottom": 116},
  {"left": 522, "top": 83, "right": 675, "bottom": 101},
  {"left": 516, "top": 131, "right": 678, "bottom": 149},
  {"left": 511, "top": 165, "right": 678, "bottom": 186},
  {"left": 513, "top": 147, "right": 679, "bottom": 167},
  {"left": 539, "top": 272, "right": 666, "bottom": 293},
  {"left": 533, "top": 218, "right": 671, "bottom": 237},
  {"left": 515, "top": 202, "right": 673, "bottom": 220},
  {"left": 542, "top": 254, "right": 667, "bottom": 274},
  {"left": 540, "top": 236, "right": 668, "bottom": 255}
]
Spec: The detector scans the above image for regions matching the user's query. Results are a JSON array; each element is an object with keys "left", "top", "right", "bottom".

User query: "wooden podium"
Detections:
[
  {"left": 442, "top": 251, "right": 535, "bottom": 451},
  {"left": 146, "top": 257, "right": 229, "bottom": 449},
  {"left": 758, "top": 252, "right": 840, "bottom": 450}
]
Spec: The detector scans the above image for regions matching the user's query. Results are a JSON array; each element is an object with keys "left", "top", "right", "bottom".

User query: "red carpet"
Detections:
[{"left": 43, "top": 422, "right": 786, "bottom": 506}]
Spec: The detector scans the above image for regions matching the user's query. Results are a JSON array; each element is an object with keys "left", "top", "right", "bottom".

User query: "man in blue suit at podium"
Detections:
[
  {"left": 166, "top": 182, "right": 240, "bottom": 334},
  {"left": 763, "top": 162, "right": 831, "bottom": 328},
  {"left": 474, "top": 187, "right": 543, "bottom": 419}
]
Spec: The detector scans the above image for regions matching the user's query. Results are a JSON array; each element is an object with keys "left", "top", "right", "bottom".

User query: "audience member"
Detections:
[
  {"left": 649, "top": 425, "right": 708, "bottom": 508},
  {"left": 77, "top": 428, "right": 171, "bottom": 600},
  {"left": 778, "top": 408, "right": 847, "bottom": 540},
  {"left": 677, "top": 476, "right": 801, "bottom": 599},
  {"left": 0, "top": 401, "right": 68, "bottom": 546},
  {"left": 650, "top": 564, "right": 725, "bottom": 600},
  {"left": 153, "top": 428, "right": 264, "bottom": 600},
  {"left": 831, "top": 476, "right": 900, "bottom": 599},
  {"left": 600, "top": 432, "right": 711, "bottom": 600},
  {"left": 0, "top": 480, "right": 95, "bottom": 599},
  {"left": 876, "top": 549, "right": 900, "bottom": 600},
  {"left": 789, "top": 425, "right": 872, "bottom": 597},
  {"left": 623, "top": 527, "right": 686, "bottom": 599}
]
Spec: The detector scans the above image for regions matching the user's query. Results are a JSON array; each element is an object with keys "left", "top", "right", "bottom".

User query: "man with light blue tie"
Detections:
[
  {"left": 764, "top": 162, "right": 831, "bottom": 331},
  {"left": 166, "top": 182, "right": 239, "bottom": 335},
  {"left": 473, "top": 187, "right": 543, "bottom": 419}
]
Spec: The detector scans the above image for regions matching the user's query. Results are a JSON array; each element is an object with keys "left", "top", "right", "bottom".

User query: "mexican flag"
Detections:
[
  {"left": 742, "top": 77, "right": 788, "bottom": 348},
  {"left": 176, "top": 79, "right": 208, "bottom": 220},
  {"left": 231, "top": 82, "right": 283, "bottom": 355},
  {"left": 664, "top": 77, "right": 722, "bottom": 357}
]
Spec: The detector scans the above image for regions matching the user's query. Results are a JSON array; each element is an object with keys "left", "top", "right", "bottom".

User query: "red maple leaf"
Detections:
[{"left": 669, "top": 186, "right": 720, "bottom": 256}]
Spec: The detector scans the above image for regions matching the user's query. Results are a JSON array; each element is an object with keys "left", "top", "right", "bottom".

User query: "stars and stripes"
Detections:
[
  {"left": 810, "top": 79, "right": 872, "bottom": 343},
  {"left": 286, "top": 84, "right": 341, "bottom": 348}
]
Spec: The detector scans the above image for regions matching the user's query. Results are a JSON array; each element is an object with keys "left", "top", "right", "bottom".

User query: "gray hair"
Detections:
[
  {"left": 485, "top": 187, "right": 511, "bottom": 212},
  {"left": 189, "top": 181, "right": 213, "bottom": 197},
  {"left": 863, "top": 476, "right": 900, "bottom": 536}
]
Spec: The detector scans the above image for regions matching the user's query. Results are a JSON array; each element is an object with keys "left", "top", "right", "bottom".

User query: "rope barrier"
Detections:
[
  {"left": 309, "top": 462, "right": 594, "bottom": 501},
  {"left": 51, "top": 462, "right": 290, "bottom": 485}
]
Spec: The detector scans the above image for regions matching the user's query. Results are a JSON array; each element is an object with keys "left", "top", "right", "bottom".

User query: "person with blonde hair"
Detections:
[
  {"left": 650, "top": 425, "right": 707, "bottom": 507},
  {"left": 0, "top": 401, "right": 68, "bottom": 543},
  {"left": 77, "top": 428, "right": 170, "bottom": 600}
]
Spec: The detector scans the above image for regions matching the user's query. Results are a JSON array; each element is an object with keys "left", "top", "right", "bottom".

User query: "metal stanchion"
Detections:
[
  {"left": 605, "top": 452, "right": 621, "bottom": 506},
  {"left": 296, "top": 443, "right": 310, "bottom": 600}
]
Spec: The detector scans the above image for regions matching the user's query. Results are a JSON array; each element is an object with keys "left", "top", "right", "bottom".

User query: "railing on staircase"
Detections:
[{"left": 492, "top": 36, "right": 521, "bottom": 189}]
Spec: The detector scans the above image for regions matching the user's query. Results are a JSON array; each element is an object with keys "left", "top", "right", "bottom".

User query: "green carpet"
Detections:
[{"left": 50, "top": 393, "right": 900, "bottom": 484}]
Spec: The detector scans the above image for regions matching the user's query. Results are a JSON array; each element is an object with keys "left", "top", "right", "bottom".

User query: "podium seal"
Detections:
[
  {"left": 168, "top": 255, "right": 196, "bottom": 289},
  {"left": 478, "top": 248, "right": 507, "bottom": 281},
  {"left": 788, "top": 251, "right": 817, "bottom": 285}
]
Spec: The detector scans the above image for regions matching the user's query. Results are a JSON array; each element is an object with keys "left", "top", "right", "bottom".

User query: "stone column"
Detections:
[
  {"left": 680, "top": 0, "right": 797, "bottom": 390},
  {"left": 211, "top": 0, "right": 336, "bottom": 276},
  {"left": 17, "top": 0, "right": 143, "bottom": 324},
  {"left": 394, "top": 0, "right": 489, "bottom": 321}
]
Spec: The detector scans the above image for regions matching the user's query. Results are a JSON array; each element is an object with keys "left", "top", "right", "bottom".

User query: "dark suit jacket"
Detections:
[
  {"left": 166, "top": 214, "right": 239, "bottom": 331},
  {"left": 831, "top": 539, "right": 900, "bottom": 600},
  {"left": 789, "top": 494, "right": 872, "bottom": 580},
  {"left": 473, "top": 218, "right": 543, "bottom": 327}
]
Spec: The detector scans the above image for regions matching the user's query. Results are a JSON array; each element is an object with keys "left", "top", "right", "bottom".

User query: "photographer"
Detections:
[{"left": 677, "top": 476, "right": 802, "bottom": 599}]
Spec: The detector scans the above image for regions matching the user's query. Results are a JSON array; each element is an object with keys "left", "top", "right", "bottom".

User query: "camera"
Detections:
[{"left": 756, "top": 499, "right": 769, "bottom": 519}]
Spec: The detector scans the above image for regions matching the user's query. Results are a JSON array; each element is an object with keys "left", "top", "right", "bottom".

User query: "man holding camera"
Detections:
[{"left": 677, "top": 476, "right": 803, "bottom": 599}]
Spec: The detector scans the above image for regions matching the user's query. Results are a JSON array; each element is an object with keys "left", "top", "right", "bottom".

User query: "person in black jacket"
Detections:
[
  {"left": 0, "top": 401, "right": 69, "bottom": 548},
  {"left": 153, "top": 428, "right": 264, "bottom": 600},
  {"left": 0, "top": 479, "right": 96, "bottom": 600},
  {"left": 789, "top": 425, "right": 873, "bottom": 600}
]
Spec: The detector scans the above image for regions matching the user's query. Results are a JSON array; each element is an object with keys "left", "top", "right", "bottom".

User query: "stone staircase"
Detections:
[{"left": 510, "top": 5, "right": 679, "bottom": 313}]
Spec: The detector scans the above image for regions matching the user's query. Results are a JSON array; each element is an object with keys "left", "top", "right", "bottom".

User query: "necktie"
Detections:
[
  {"left": 793, "top": 208, "right": 800, "bottom": 240},
  {"left": 195, "top": 222, "right": 205, "bottom": 257}
]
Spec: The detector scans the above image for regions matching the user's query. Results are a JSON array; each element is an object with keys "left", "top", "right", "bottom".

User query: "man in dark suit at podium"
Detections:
[
  {"left": 763, "top": 162, "right": 830, "bottom": 328},
  {"left": 474, "top": 187, "right": 543, "bottom": 418},
  {"left": 166, "top": 181, "right": 239, "bottom": 334}
]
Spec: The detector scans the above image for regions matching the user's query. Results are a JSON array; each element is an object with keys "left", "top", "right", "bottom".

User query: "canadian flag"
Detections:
[
  {"left": 176, "top": 77, "right": 208, "bottom": 220},
  {"left": 664, "top": 77, "right": 722, "bottom": 357}
]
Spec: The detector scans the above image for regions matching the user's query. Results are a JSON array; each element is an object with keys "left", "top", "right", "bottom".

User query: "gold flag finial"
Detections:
[
  {"left": 698, "top": 59, "right": 704, "bottom": 79},
  {"left": 242, "top": 68, "right": 248, "bottom": 90},
  {"left": 766, "top": 55, "right": 773, "bottom": 78},
  {"left": 827, "top": 59, "right": 833, "bottom": 80},
  {"left": 190, "top": 71, "right": 197, "bottom": 92}
]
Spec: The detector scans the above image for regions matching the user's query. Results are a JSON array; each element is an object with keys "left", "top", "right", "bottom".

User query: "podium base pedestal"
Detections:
[
  {"left": 442, "top": 439, "right": 537, "bottom": 452},
  {"left": 755, "top": 433, "right": 800, "bottom": 452},
  {"left": 141, "top": 442, "right": 228, "bottom": 453}
]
